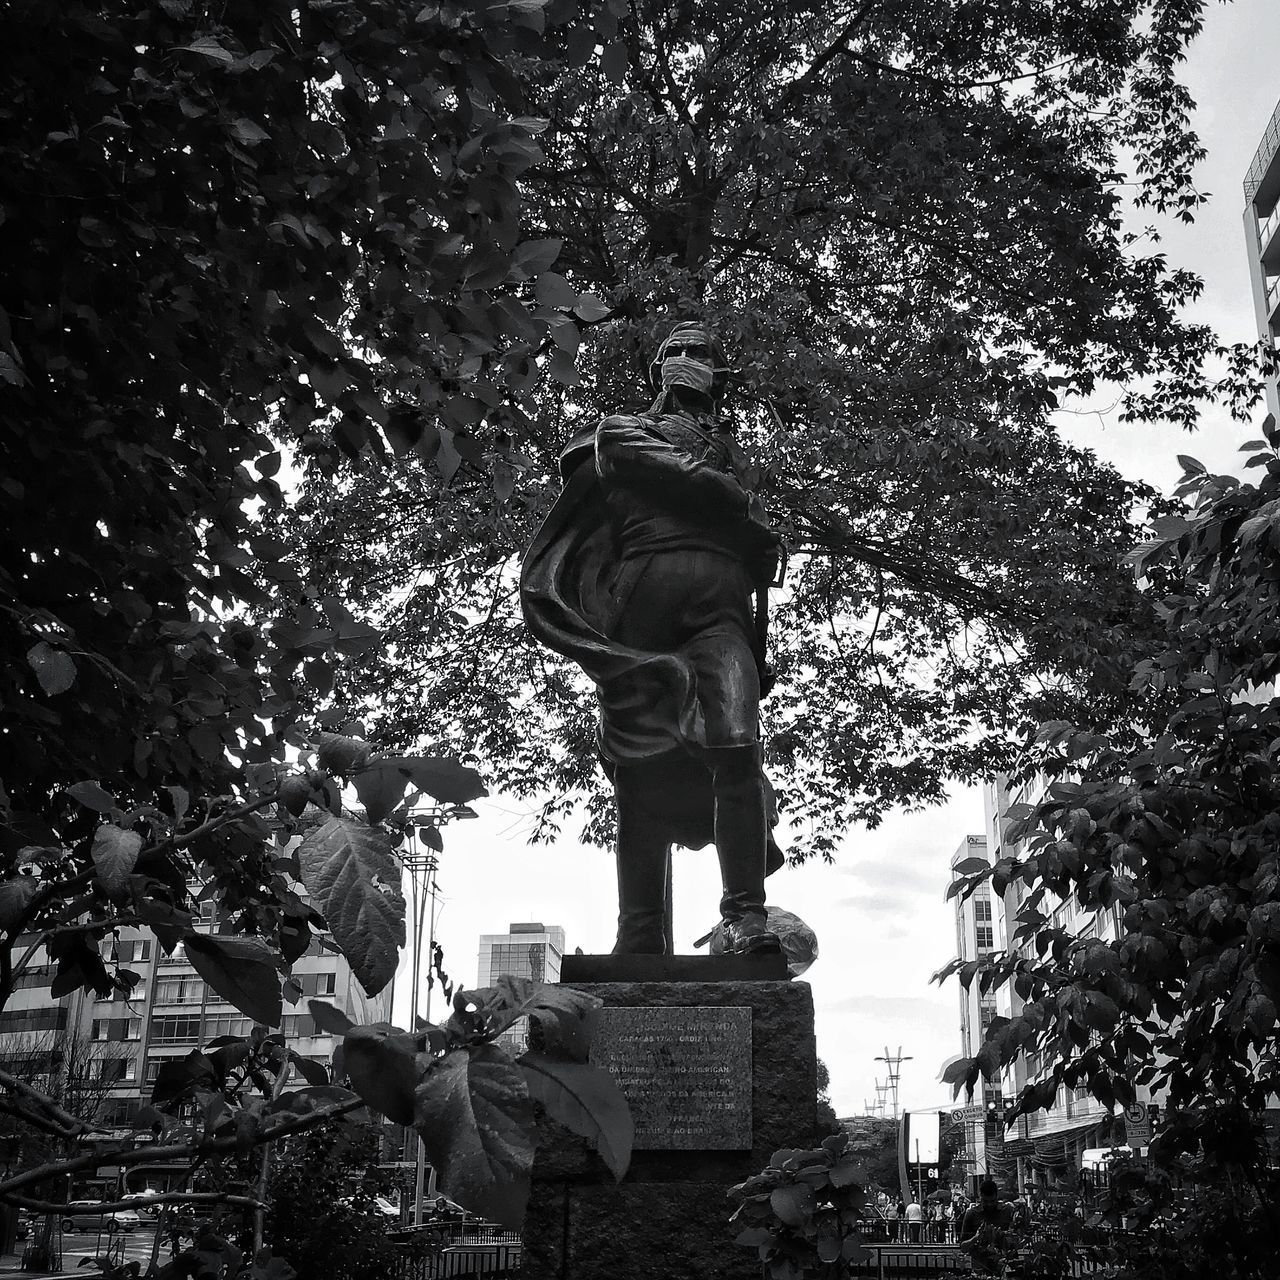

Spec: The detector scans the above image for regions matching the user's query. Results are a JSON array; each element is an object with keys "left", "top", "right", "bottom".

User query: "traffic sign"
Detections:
[
  {"left": 951, "top": 1105, "right": 985, "bottom": 1123},
  {"left": 1124, "top": 1101, "right": 1151, "bottom": 1147}
]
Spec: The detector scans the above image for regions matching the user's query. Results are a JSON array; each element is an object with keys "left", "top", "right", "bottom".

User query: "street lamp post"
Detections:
[{"left": 397, "top": 804, "right": 476, "bottom": 1227}]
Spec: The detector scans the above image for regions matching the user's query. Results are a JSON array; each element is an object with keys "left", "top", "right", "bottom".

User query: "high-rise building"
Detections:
[
  {"left": 476, "top": 922, "right": 566, "bottom": 1054},
  {"left": 980, "top": 777, "right": 1130, "bottom": 1193},
  {"left": 0, "top": 889, "right": 390, "bottom": 1195},
  {"left": 1244, "top": 95, "right": 1280, "bottom": 430},
  {"left": 949, "top": 832, "right": 996, "bottom": 1186}
]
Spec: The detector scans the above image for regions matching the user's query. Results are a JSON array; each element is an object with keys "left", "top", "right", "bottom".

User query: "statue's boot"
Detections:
[
  {"left": 707, "top": 745, "right": 781, "bottom": 955},
  {"left": 612, "top": 772, "right": 669, "bottom": 954}
]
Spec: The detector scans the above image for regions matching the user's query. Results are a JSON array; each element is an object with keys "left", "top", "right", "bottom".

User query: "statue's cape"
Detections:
[
  {"left": 520, "top": 427, "right": 702, "bottom": 764},
  {"left": 520, "top": 426, "right": 783, "bottom": 872}
]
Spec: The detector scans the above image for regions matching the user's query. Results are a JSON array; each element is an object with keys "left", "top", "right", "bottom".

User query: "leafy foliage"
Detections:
[
  {"left": 0, "top": 0, "right": 629, "bottom": 1260},
  {"left": 263, "top": 1118, "right": 399, "bottom": 1280},
  {"left": 937, "top": 442, "right": 1280, "bottom": 1275},
  {"left": 317, "top": 978, "right": 632, "bottom": 1228},
  {"left": 728, "top": 1133, "right": 871, "bottom": 1279},
  {"left": 279, "top": 0, "right": 1275, "bottom": 854}
]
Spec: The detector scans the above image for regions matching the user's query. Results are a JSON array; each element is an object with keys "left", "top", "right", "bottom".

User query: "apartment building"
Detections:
[
  {"left": 948, "top": 833, "right": 999, "bottom": 1187},
  {"left": 1244, "top": 95, "right": 1280, "bottom": 430},
  {"left": 979, "top": 777, "right": 1131, "bottom": 1192},
  {"left": 0, "top": 893, "right": 390, "bottom": 1168}
]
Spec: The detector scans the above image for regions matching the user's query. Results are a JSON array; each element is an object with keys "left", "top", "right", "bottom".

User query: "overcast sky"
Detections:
[{"left": 389, "top": 0, "right": 1280, "bottom": 1121}]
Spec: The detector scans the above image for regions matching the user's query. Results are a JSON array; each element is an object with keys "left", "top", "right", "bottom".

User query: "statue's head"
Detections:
[{"left": 647, "top": 322, "right": 730, "bottom": 407}]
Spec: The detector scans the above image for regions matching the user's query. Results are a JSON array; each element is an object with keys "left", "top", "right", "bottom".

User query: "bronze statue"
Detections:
[{"left": 521, "top": 322, "right": 786, "bottom": 955}]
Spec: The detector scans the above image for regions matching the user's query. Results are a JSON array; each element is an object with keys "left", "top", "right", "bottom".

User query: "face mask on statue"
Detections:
[{"left": 660, "top": 354, "right": 717, "bottom": 394}]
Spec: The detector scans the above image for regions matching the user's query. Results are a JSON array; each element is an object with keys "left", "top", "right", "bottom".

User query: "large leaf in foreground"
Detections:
[
  {"left": 183, "top": 933, "right": 282, "bottom": 1027},
  {"left": 297, "top": 816, "right": 405, "bottom": 995},
  {"left": 415, "top": 1045, "right": 535, "bottom": 1229},
  {"left": 518, "top": 1052, "right": 632, "bottom": 1180},
  {"left": 453, "top": 977, "right": 601, "bottom": 1060}
]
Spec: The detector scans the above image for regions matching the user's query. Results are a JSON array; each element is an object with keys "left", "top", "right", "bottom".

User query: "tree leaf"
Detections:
[
  {"left": 572, "top": 293, "right": 612, "bottom": 322},
  {"left": 342, "top": 1022, "right": 420, "bottom": 1125},
  {"left": 0, "top": 877, "right": 39, "bottom": 931},
  {"left": 91, "top": 825, "right": 142, "bottom": 897},
  {"left": 352, "top": 761, "right": 412, "bottom": 825},
  {"left": 459, "top": 977, "right": 599, "bottom": 1060},
  {"left": 308, "top": 999, "right": 354, "bottom": 1036},
  {"left": 769, "top": 1183, "right": 816, "bottom": 1227},
  {"left": 288, "top": 1051, "right": 330, "bottom": 1087},
  {"left": 175, "top": 35, "right": 235, "bottom": 64},
  {"left": 26, "top": 642, "right": 76, "bottom": 696},
  {"left": 67, "top": 780, "right": 116, "bottom": 813},
  {"left": 512, "top": 237, "right": 561, "bottom": 276},
  {"left": 379, "top": 755, "right": 488, "bottom": 806},
  {"left": 183, "top": 933, "right": 283, "bottom": 1027},
  {"left": 296, "top": 816, "right": 405, "bottom": 995},
  {"left": 229, "top": 117, "right": 270, "bottom": 146},
  {"left": 518, "top": 1052, "right": 632, "bottom": 1179},
  {"left": 600, "top": 39, "right": 628, "bottom": 85},
  {"left": 415, "top": 1045, "right": 535, "bottom": 1228},
  {"left": 315, "top": 732, "right": 372, "bottom": 775},
  {"left": 534, "top": 271, "right": 576, "bottom": 309}
]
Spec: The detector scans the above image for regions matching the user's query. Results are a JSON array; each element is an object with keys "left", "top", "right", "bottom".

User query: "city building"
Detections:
[
  {"left": 948, "top": 832, "right": 997, "bottom": 1189},
  {"left": 0, "top": 887, "right": 389, "bottom": 1189},
  {"left": 979, "top": 777, "right": 1132, "bottom": 1192},
  {"left": 1244, "top": 94, "right": 1280, "bottom": 431},
  {"left": 476, "top": 922, "right": 566, "bottom": 1053}
]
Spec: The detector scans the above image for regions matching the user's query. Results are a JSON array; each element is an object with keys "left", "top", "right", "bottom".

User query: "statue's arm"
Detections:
[{"left": 594, "top": 414, "right": 749, "bottom": 515}]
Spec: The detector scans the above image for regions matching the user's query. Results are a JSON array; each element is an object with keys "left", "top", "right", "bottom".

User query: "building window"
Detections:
[
  {"left": 974, "top": 898, "right": 992, "bottom": 922},
  {"left": 283, "top": 1014, "right": 318, "bottom": 1040},
  {"left": 91, "top": 1017, "right": 142, "bottom": 1042},
  {"left": 0, "top": 1007, "right": 67, "bottom": 1034},
  {"left": 153, "top": 976, "right": 205, "bottom": 1005},
  {"left": 296, "top": 972, "right": 337, "bottom": 998},
  {"left": 110, "top": 940, "right": 152, "bottom": 964},
  {"left": 975, "top": 924, "right": 994, "bottom": 949},
  {"left": 93, "top": 1056, "right": 137, "bottom": 1084},
  {"left": 13, "top": 966, "right": 54, "bottom": 991},
  {"left": 147, "top": 1015, "right": 203, "bottom": 1044}
]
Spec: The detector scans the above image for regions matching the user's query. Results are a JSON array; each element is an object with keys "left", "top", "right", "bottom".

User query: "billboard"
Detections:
[{"left": 906, "top": 1110, "right": 940, "bottom": 1165}]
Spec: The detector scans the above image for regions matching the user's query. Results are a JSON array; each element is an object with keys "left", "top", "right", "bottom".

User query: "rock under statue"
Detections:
[{"left": 520, "top": 322, "right": 788, "bottom": 956}]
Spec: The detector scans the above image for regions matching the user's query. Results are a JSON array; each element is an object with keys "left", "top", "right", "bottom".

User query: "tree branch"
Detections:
[{"left": 0, "top": 1094, "right": 365, "bottom": 1204}]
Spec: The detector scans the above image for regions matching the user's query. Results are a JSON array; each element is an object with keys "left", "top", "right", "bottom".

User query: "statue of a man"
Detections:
[{"left": 521, "top": 322, "right": 785, "bottom": 955}]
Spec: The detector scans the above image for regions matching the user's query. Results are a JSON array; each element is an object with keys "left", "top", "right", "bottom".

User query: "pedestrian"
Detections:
[
  {"left": 958, "top": 1179, "right": 1017, "bottom": 1276},
  {"left": 905, "top": 1198, "right": 924, "bottom": 1244},
  {"left": 891, "top": 1198, "right": 904, "bottom": 1242}
]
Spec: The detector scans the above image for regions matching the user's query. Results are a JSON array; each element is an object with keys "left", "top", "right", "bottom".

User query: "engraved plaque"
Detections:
[{"left": 590, "top": 1006, "right": 752, "bottom": 1150}]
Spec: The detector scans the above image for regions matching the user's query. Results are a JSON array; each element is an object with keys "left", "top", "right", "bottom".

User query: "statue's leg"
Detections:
[
  {"left": 704, "top": 743, "right": 781, "bottom": 954},
  {"left": 612, "top": 767, "right": 672, "bottom": 955}
]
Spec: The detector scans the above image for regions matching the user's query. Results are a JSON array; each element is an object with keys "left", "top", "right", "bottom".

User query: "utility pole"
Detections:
[
  {"left": 875, "top": 1078, "right": 890, "bottom": 1118},
  {"left": 874, "top": 1046, "right": 912, "bottom": 1120}
]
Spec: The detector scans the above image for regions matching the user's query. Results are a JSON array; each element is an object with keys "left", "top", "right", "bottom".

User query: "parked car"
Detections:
[{"left": 61, "top": 1205, "right": 142, "bottom": 1234}]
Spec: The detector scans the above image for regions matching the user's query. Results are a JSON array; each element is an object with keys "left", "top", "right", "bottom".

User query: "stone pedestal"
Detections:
[{"left": 523, "top": 970, "right": 816, "bottom": 1280}]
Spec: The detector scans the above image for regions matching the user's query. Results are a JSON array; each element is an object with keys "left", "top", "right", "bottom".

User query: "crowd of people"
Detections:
[{"left": 877, "top": 1179, "right": 1031, "bottom": 1255}]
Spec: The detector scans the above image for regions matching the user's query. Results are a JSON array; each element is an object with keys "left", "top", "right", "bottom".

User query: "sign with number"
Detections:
[{"left": 1124, "top": 1101, "right": 1151, "bottom": 1147}]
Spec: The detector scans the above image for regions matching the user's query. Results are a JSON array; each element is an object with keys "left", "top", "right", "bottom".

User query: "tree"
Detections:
[
  {"left": 0, "top": 1030, "right": 133, "bottom": 1171},
  {"left": 0, "top": 2, "right": 633, "bottom": 1272},
  {"left": 262, "top": 1118, "right": 398, "bottom": 1280},
  {"left": 283, "top": 0, "right": 1274, "bottom": 854},
  {"left": 939, "top": 439, "right": 1280, "bottom": 1277}
]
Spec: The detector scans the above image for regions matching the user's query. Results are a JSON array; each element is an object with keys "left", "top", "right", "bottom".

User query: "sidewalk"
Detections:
[{"left": 0, "top": 1244, "right": 129, "bottom": 1278}]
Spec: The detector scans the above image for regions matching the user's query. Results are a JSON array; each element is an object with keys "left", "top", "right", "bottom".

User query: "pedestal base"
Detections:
[{"left": 523, "top": 979, "right": 816, "bottom": 1279}]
